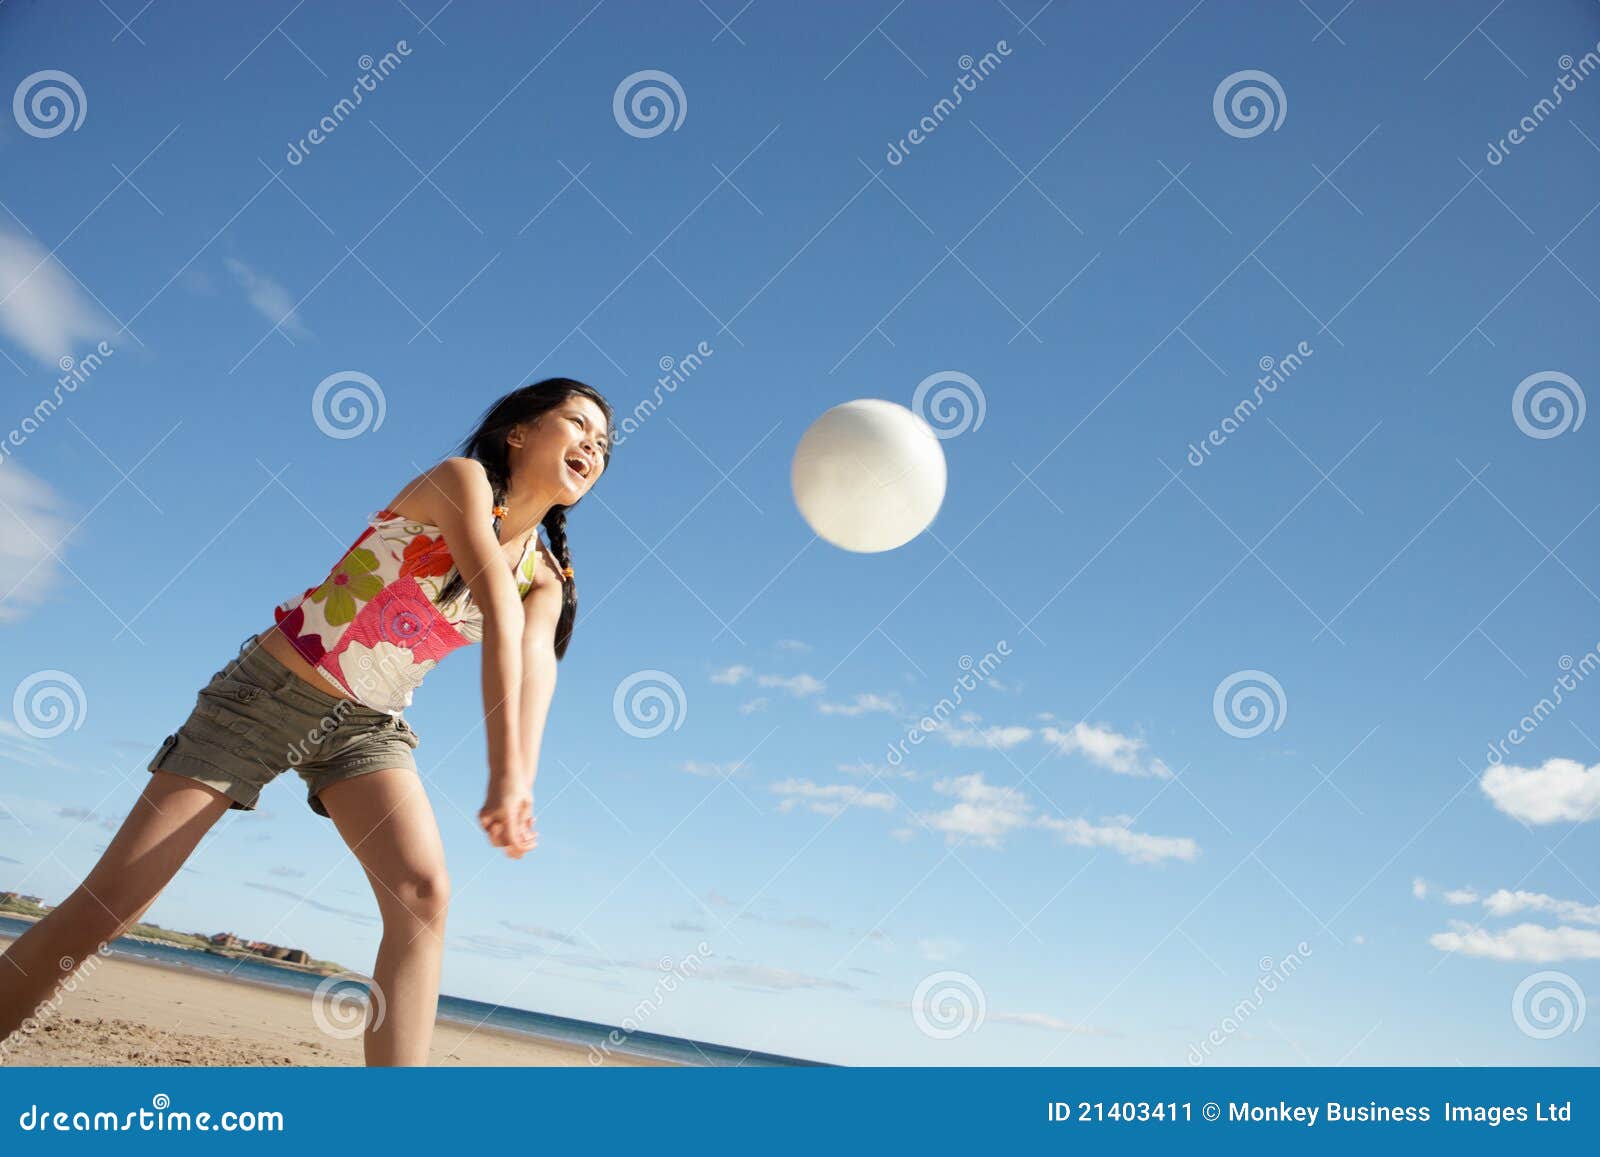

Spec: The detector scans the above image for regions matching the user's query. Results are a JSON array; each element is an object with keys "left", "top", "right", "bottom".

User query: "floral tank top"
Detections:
[{"left": 273, "top": 508, "right": 541, "bottom": 715}]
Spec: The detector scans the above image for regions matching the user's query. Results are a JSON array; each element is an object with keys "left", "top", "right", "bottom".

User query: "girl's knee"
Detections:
[{"left": 385, "top": 865, "right": 450, "bottom": 924}]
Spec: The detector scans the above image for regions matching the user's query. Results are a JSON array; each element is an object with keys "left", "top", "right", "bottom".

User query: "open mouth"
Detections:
[{"left": 564, "top": 454, "right": 591, "bottom": 482}]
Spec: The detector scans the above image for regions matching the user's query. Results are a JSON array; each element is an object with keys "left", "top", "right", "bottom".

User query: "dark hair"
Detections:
[{"left": 436, "top": 377, "right": 613, "bottom": 660}]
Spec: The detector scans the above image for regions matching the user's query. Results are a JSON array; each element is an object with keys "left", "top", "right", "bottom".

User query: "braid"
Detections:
[{"left": 541, "top": 505, "right": 578, "bottom": 660}]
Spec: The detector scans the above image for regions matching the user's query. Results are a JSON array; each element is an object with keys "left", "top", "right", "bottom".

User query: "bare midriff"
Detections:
[{"left": 254, "top": 623, "right": 342, "bottom": 697}]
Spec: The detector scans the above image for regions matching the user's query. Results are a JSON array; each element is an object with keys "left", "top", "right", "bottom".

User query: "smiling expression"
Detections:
[{"left": 508, "top": 394, "right": 611, "bottom": 504}]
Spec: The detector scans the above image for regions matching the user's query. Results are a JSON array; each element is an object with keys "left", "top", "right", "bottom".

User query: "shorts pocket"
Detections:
[{"left": 394, "top": 717, "right": 421, "bottom": 748}]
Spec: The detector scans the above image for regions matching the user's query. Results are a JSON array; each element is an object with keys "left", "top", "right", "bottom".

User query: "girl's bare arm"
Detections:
[{"left": 403, "top": 457, "right": 528, "bottom": 784}]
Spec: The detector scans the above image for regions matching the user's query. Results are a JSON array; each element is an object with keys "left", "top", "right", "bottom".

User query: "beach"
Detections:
[{"left": 0, "top": 934, "right": 668, "bottom": 1067}]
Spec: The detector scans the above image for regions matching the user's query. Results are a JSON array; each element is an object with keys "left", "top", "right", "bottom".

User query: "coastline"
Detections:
[{"left": 0, "top": 933, "right": 672, "bottom": 1067}]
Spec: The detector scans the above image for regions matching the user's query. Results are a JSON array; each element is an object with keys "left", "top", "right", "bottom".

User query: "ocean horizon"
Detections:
[{"left": 0, "top": 915, "right": 828, "bottom": 1067}]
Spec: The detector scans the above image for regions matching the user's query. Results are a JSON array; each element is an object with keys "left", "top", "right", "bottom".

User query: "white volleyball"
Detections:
[{"left": 790, "top": 399, "right": 947, "bottom": 552}]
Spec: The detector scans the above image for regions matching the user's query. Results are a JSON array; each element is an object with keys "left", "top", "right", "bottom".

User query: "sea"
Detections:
[{"left": 0, "top": 915, "right": 825, "bottom": 1067}]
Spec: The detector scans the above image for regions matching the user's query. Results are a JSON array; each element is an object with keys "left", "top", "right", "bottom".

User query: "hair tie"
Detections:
[
  {"left": 492, "top": 504, "right": 508, "bottom": 519},
  {"left": 562, "top": 565, "right": 574, "bottom": 579}
]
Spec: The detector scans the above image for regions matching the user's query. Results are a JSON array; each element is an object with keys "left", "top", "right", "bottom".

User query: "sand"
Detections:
[{"left": 0, "top": 935, "right": 668, "bottom": 1067}]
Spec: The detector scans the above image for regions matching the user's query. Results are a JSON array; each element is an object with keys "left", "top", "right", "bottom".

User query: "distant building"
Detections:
[{"left": 209, "top": 932, "right": 240, "bottom": 948}]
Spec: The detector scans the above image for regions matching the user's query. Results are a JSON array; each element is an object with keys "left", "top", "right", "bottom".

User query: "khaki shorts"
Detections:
[{"left": 148, "top": 632, "right": 422, "bottom": 819}]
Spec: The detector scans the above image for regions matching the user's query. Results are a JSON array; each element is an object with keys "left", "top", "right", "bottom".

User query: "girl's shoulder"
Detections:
[{"left": 381, "top": 458, "right": 492, "bottom": 529}]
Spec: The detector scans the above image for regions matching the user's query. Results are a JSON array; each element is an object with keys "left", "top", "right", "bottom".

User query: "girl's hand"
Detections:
[{"left": 479, "top": 785, "right": 538, "bottom": 859}]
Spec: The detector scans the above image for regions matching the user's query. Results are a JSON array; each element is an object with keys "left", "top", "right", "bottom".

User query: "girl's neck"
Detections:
[{"left": 498, "top": 475, "right": 557, "bottom": 544}]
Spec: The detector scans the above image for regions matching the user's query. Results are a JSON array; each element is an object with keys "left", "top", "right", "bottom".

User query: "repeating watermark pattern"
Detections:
[
  {"left": 1212, "top": 69, "right": 1287, "bottom": 138},
  {"left": 911, "top": 370, "right": 986, "bottom": 439},
  {"left": 886, "top": 641, "right": 1011, "bottom": 766},
  {"left": 285, "top": 42, "right": 412, "bottom": 165},
  {"left": 0, "top": 341, "right": 115, "bottom": 468},
  {"left": 612, "top": 69, "right": 686, "bottom": 138},
  {"left": 1186, "top": 942, "right": 1313, "bottom": 1065},
  {"left": 310, "top": 971, "right": 385, "bottom": 1040},
  {"left": 312, "top": 370, "right": 386, "bottom": 439},
  {"left": 611, "top": 341, "right": 714, "bottom": 449},
  {"left": 911, "top": 969, "right": 987, "bottom": 1039},
  {"left": 1511, "top": 970, "right": 1586, "bottom": 1039},
  {"left": 0, "top": 942, "right": 113, "bottom": 1066},
  {"left": 12, "top": 670, "right": 87, "bottom": 739},
  {"left": 1484, "top": 642, "right": 1600, "bottom": 766},
  {"left": 1212, "top": 669, "right": 1287, "bottom": 739},
  {"left": 586, "top": 942, "right": 712, "bottom": 1064},
  {"left": 1486, "top": 44, "right": 1600, "bottom": 165},
  {"left": 885, "top": 41, "right": 1013, "bottom": 165},
  {"left": 613, "top": 669, "right": 688, "bottom": 738},
  {"left": 1512, "top": 370, "right": 1584, "bottom": 439},
  {"left": 1186, "top": 341, "right": 1313, "bottom": 467},
  {"left": 13, "top": 69, "right": 87, "bottom": 139}
]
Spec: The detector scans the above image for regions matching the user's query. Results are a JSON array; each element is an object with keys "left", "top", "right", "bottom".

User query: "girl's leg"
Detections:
[
  {"left": 0, "top": 771, "right": 233, "bottom": 1041},
  {"left": 316, "top": 767, "right": 449, "bottom": 1067}
]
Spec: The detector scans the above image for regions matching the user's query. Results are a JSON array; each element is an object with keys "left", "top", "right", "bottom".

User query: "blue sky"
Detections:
[{"left": 2, "top": 0, "right": 1598, "bottom": 1066}]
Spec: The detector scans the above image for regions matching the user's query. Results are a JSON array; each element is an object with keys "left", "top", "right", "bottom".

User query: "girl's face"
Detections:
[{"left": 509, "top": 395, "right": 610, "bottom": 505}]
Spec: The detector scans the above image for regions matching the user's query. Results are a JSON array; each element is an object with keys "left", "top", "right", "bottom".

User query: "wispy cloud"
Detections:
[
  {"left": 0, "top": 464, "right": 73, "bottom": 624},
  {"left": 770, "top": 777, "right": 896, "bottom": 816},
  {"left": 224, "top": 258, "right": 310, "bottom": 339},
  {"left": 0, "top": 227, "right": 108, "bottom": 367},
  {"left": 917, "top": 771, "right": 1198, "bottom": 864},
  {"left": 818, "top": 692, "right": 898, "bottom": 717},
  {"left": 1042, "top": 721, "right": 1173, "bottom": 778}
]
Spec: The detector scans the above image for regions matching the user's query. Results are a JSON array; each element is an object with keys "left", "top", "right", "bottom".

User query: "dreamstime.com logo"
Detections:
[
  {"left": 611, "top": 341, "right": 714, "bottom": 448},
  {"left": 313, "top": 370, "right": 386, "bottom": 439},
  {"left": 13, "top": 69, "right": 86, "bottom": 138},
  {"left": 1213, "top": 69, "right": 1286, "bottom": 138},
  {"left": 0, "top": 942, "right": 114, "bottom": 1066},
  {"left": 15, "top": 1094, "right": 285, "bottom": 1132},
  {"left": 613, "top": 69, "right": 686, "bottom": 138},
  {"left": 912, "top": 370, "right": 986, "bottom": 439},
  {"left": 0, "top": 341, "right": 115, "bottom": 468},
  {"left": 1511, "top": 970, "right": 1586, "bottom": 1040},
  {"left": 613, "top": 669, "right": 688, "bottom": 738},
  {"left": 912, "top": 970, "right": 987, "bottom": 1039},
  {"left": 1512, "top": 371, "right": 1584, "bottom": 439},
  {"left": 586, "top": 942, "right": 712, "bottom": 1064},
  {"left": 11, "top": 669, "right": 87, "bottom": 739},
  {"left": 886, "top": 642, "right": 1011, "bottom": 766},
  {"left": 885, "top": 42, "right": 1013, "bottom": 165},
  {"left": 1212, "top": 669, "right": 1287, "bottom": 739},
  {"left": 310, "top": 972, "right": 386, "bottom": 1040},
  {"left": 1187, "top": 942, "right": 1314, "bottom": 1065}
]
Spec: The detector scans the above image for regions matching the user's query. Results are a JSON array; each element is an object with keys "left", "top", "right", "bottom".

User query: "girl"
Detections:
[{"left": 0, "top": 377, "right": 612, "bottom": 1066}]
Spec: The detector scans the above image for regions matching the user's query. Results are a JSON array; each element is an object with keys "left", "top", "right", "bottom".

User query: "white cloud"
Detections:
[
  {"left": 769, "top": 777, "right": 897, "bottom": 817},
  {"left": 1412, "top": 877, "right": 1429, "bottom": 899},
  {"left": 818, "top": 692, "right": 898, "bottom": 717},
  {"left": 0, "top": 227, "right": 108, "bottom": 368},
  {"left": 1481, "top": 888, "right": 1600, "bottom": 926},
  {"left": 1481, "top": 758, "right": 1600, "bottom": 824},
  {"left": 711, "top": 664, "right": 751, "bottom": 685},
  {"left": 224, "top": 258, "right": 309, "bottom": 339},
  {"left": 916, "top": 937, "right": 962, "bottom": 962},
  {"left": 1443, "top": 888, "right": 1480, "bottom": 906},
  {"left": 920, "top": 773, "right": 1035, "bottom": 849},
  {"left": 0, "top": 465, "right": 72, "bottom": 623},
  {"left": 1035, "top": 813, "right": 1199, "bottom": 865},
  {"left": 917, "top": 771, "right": 1198, "bottom": 864},
  {"left": 775, "top": 639, "right": 812, "bottom": 653},
  {"left": 757, "top": 672, "right": 825, "bottom": 697},
  {"left": 737, "top": 697, "right": 768, "bottom": 715},
  {"left": 680, "top": 760, "right": 742, "bottom": 779},
  {"left": 1428, "top": 920, "right": 1600, "bottom": 962},
  {"left": 939, "top": 724, "right": 1034, "bottom": 749},
  {"left": 1042, "top": 721, "right": 1174, "bottom": 779}
]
